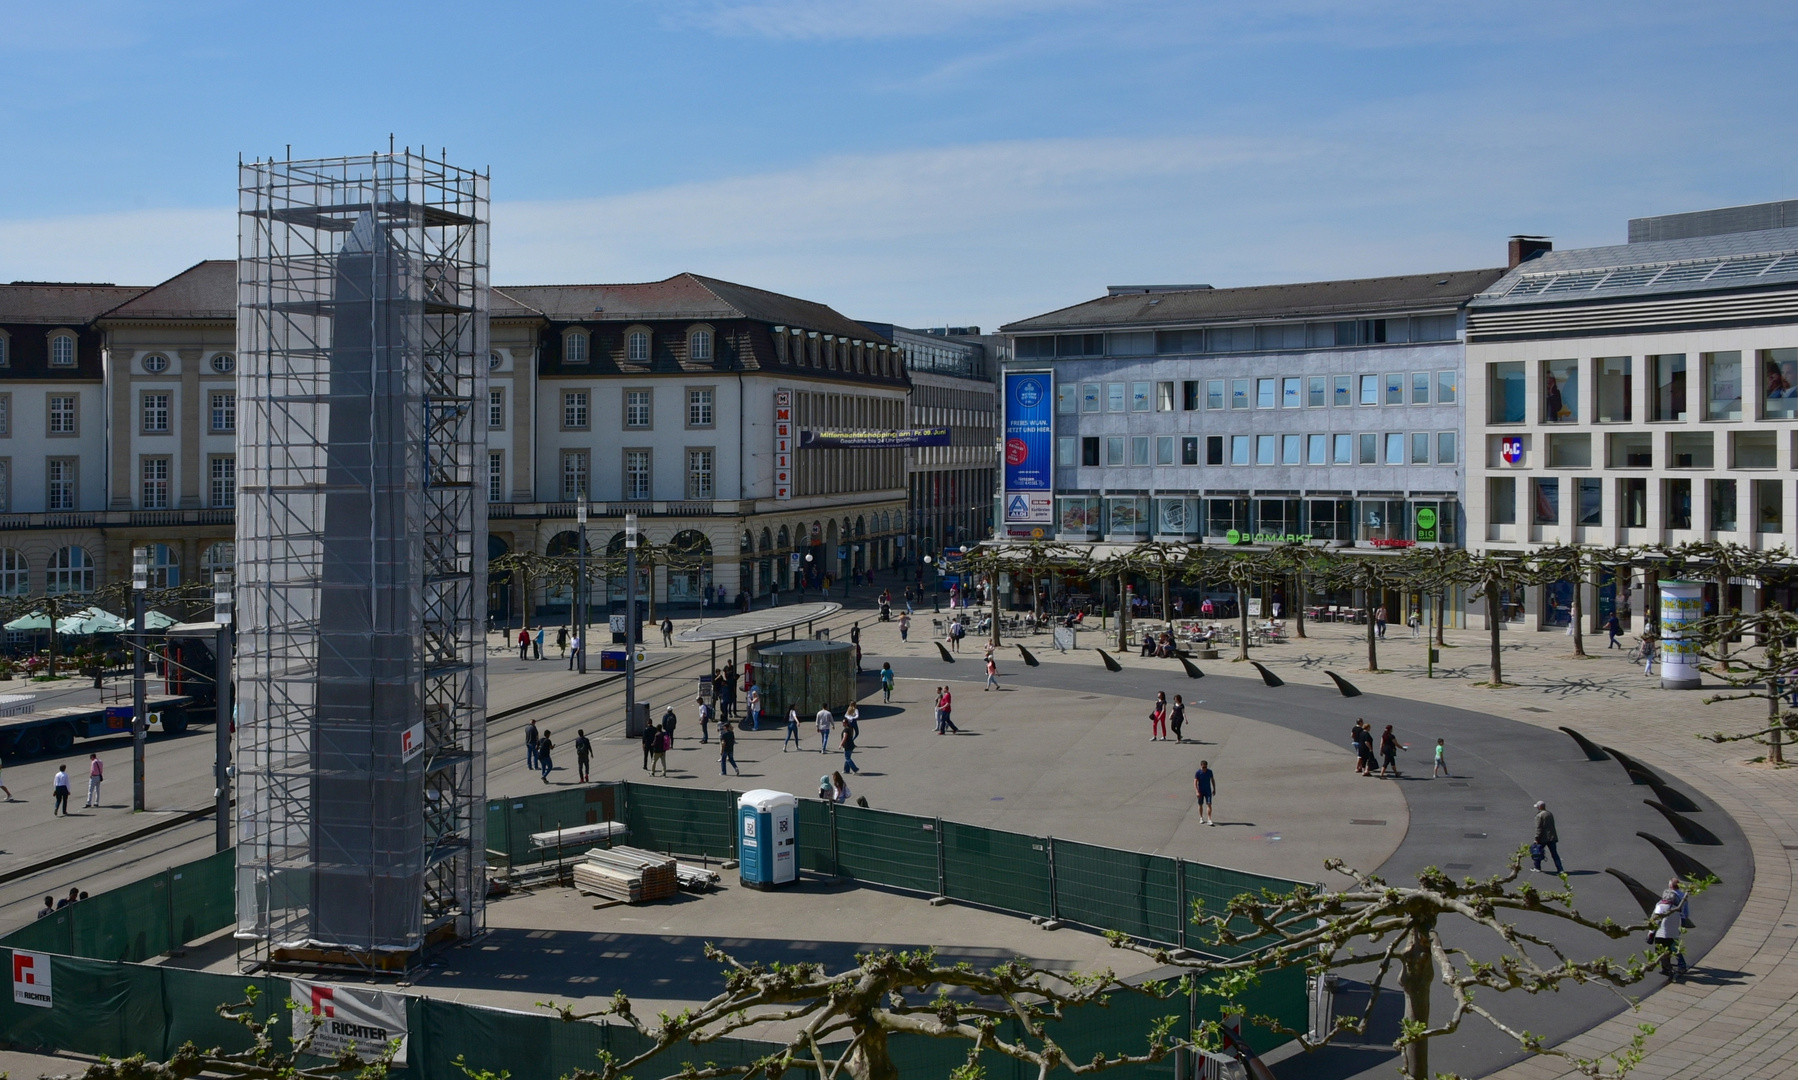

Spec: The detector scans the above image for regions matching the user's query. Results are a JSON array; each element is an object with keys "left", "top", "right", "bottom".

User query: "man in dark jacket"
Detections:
[{"left": 1532, "top": 800, "right": 1564, "bottom": 873}]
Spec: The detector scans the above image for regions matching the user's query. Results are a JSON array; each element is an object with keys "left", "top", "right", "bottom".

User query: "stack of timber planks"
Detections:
[{"left": 573, "top": 845, "right": 678, "bottom": 903}]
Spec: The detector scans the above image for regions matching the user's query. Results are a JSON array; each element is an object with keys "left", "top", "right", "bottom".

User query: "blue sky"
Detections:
[{"left": 3, "top": 1, "right": 1796, "bottom": 329}]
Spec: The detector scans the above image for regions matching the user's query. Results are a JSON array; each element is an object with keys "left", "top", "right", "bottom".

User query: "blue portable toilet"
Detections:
[{"left": 737, "top": 789, "right": 798, "bottom": 889}]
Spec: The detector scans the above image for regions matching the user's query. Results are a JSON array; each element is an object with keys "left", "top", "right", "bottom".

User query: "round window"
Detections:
[
  {"left": 142, "top": 354, "right": 170, "bottom": 373},
  {"left": 489, "top": 352, "right": 502, "bottom": 370},
  {"left": 211, "top": 353, "right": 236, "bottom": 374}
]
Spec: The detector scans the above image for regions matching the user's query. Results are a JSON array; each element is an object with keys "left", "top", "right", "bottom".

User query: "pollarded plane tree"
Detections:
[
  {"left": 1668, "top": 541, "right": 1793, "bottom": 666},
  {"left": 1185, "top": 548, "right": 1280, "bottom": 663},
  {"left": 1692, "top": 606, "right": 1798, "bottom": 765},
  {"left": 1318, "top": 551, "right": 1407, "bottom": 673},
  {"left": 1463, "top": 552, "right": 1545, "bottom": 687},
  {"left": 1392, "top": 545, "right": 1471, "bottom": 649}
]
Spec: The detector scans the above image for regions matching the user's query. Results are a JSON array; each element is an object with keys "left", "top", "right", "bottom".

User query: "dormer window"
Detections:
[
  {"left": 0, "top": 331, "right": 9, "bottom": 367},
  {"left": 564, "top": 329, "right": 590, "bottom": 364},
  {"left": 689, "top": 328, "right": 713, "bottom": 362},
  {"left": 49, "top": 332, "right": 76, "bottom": 366},
  {"left": 627, "top": 330, "right": 650, "bottom": 363}
]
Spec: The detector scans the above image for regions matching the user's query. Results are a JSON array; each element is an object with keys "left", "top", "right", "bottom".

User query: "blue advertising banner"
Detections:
[{"left": 1003, "top": 371, "right": 1053, "bottom": 523}]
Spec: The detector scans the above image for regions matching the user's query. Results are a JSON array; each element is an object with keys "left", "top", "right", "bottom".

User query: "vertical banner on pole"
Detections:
[
  {"left": 1658, "top": 580, "right": 1703, "bottom": 689},
  {"left": 1003, "top": 371, "right": 1053, "bottom": 526}
]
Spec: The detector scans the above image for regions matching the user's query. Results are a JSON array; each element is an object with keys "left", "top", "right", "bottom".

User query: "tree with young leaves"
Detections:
[
  {"left": 1186, "top": 548, "right": 1277, "bottom": 662},
  {"left": 1319, "top": 552, "right": 1407, "bottom": 672},
  {"left": 1533, "top": 543, "right": 1619, "bottom": 659},
  {"left": 1116, "top": 854, "right": 1677, "bottom": 1080},
  {"left": 1392, "top": 545, "right": 1471, "bottom": 649},
  {"left": 490, "top": 550, "right": 567, "bottom": 632},
  {"left": 1463, "top": 553, "right": 1543, "bottom": 687},
  {"left": 1263, "top": 543, "right": 1319, "bottom": 640},
  {"left": 1667, "top": 541, "right": 1792, "bottom": 665},
  {"left": 1692, "top": 607, "right": 1798, "bottom": 765}
]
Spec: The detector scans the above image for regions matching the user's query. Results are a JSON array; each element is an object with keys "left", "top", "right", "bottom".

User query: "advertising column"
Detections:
[
  {"left": 1658, "top": 580, "right": 1703, "bottom": 690},
  {"left": 1002, "top": 370, "right": 1054, "bottom": 536}
]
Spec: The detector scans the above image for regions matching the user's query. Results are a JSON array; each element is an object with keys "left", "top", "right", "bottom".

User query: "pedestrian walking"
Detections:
[
  {"left": 662, "top": 617, "right": 675, "bottom": 647},
  {"left": 815, "top": 706, "right": 834, "bottom": 752},
  {"left": 719, "top": 721, "right": 740, "bottom": 776},
  {"left": 899, "top": 611, "right": 910, "bottom": 641},
  {"left": 724, "top": 661, "right": 740, "bottom": 721},
  {"left": 660, "top": 705, "right": 678, "bottom": 749},
  {"left": 1432, "top": 738, "right": 1448, "bottom": 777},
  {"left": 649, "top": 729, "right": 670, "bottom": 776},
  {"left": 1407, "top": 611, "right": 1420, "bottom": 639},
  {"left": 84, "top": 753, "right": 103, "bottom": 807},
  {"left": 1650, "top": 879, "right": 1691, "bottom": 979},
  {"left": 567, "top": 631, "right": 582, "bottom": 670},
  {"left": 574, "top": 729, "right": 592, "bottom": 783},
  {"left": 1193, "top": 761, "right": 1216, "bottom": 825},
  {"left": 1378, "top": 725, "right": 1399, "bottom": 778},
  {"left": 640, "top": 722, "right": 657, "bottom": 771},
  {"left": 537, "top": 730, "right": 554, "bottom": 782},
  {"left": 0, "top": 761, "right": 12, "bottom": 800},
  {"left": 1531, "top": 800, "right": 1564, "bottom": 873},
  {"left": 840, "top": 721, "right": 860, "bottom": 774},
  {"left": 1150, "top": 692, "right": 1169, "bottom": 741},
  {"left": 783, "top": 705, "right": 801, "bottom": 751},
  {"left": 880, "top": 662, "right": 895, "bottom": 703},
  {"left": 698, "top": 696, "right": 713, "bottom": 744},
  {"left": 984, "top": 649, "right": 1000, "bottom": 691},
  {"left": 534, "top": 627, "right": 544, "bottom": 660},
  {"left": 747, "top": 686, "right": 763, "bottom": 731},
  {"left": 948, "top": 618, "right": 965, "bottom": 652},
  {"left": 1170, "top": 695, "right": 1186, "bottom": 742},
  {"left": 939, "top": 686, "right": 959, "bottom": 733},
  {"left": 557, "top": 625, "right": 569, "bottom": 658},
  {"left": 1375, "top": 606, "right": 1387, "bottom": 639},
  {"left": 525, "top": 720, "right": 540, "bottom": 771},
  {"left": 517, "top": 628, "right": 530, "bottom": 660},
  {"left": 52, "top": 764, "right": 70, "bottom": 815},
  {"left": 1606, "top": 612, "right": 1623, "bottom": 649}
]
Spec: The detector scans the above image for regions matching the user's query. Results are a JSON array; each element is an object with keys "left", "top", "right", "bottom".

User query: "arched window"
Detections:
[
  {"left": 690, "top": 329, "right": 713, "bottom": 361},
  {"left": 50, "top": 332, "right": 76, "bottom": 366},
  {"left": 47, "top": 546, "right": 93, "bottom": 594},
  {"left": 201, "top": 542, "right": 234, "bottom": 584},
  {"left": 563, "top": 329, "right": 590, "bottom": 363},
  {"left": 0, "top": 549, "right": 27, "bottom": 596},
  {"left": 627, "top": 330, "right": 650, "bottom": 363},
  {"left": 759, "top": 528, "right": 772, "bottom": 552},
  {"left": 855, "top": 516, "right": 866, "bottom": 538},
  {"left": 777, "top": 525, "right": 790, "bottom": 549},
  {"left": 147, "top": 543, "right": 180, "bottom": 589},
  {"left": 741, "top": 530, "right": 753, "bottom": 554}
]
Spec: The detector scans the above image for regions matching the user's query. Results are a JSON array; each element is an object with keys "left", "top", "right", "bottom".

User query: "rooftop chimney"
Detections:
[{"left": 1508, "top": 236, "right": 1553, "bottom": 269}]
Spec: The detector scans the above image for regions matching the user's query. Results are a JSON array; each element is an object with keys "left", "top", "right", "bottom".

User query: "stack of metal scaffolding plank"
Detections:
[{"left": 573, "top": 846, "right": 678, "bottom": 903}]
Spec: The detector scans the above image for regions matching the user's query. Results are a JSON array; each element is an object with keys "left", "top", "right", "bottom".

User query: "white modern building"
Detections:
[{"left": 1466, "top": 200, "right": 1798, "bottom": 628}]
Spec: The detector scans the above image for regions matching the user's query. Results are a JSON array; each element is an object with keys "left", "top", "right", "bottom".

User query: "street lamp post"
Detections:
[
  {"left": 131, "top": 545, "right": 149, "bottom": 812},
  {"left": 576, "top": 497, "right": 588, "bottom": 675},
  {"left": 925, "top": 554, "right": 939, "bottom": 613},
  {"left": 624, "top": 513, "right": 639, "bottom": 729},
  {"left": 212, "top": 571, "right": 233, "bottom": 853}
]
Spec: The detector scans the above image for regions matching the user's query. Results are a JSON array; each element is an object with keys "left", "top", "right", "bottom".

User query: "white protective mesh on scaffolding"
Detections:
[{"left": 235, "top": 152, "right": 489, "bottom": 962}]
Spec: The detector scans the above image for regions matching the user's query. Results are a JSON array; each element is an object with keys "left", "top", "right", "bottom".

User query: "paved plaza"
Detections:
[{"left": 0, "top": 596, "right": 1791, "bottom": 1079}]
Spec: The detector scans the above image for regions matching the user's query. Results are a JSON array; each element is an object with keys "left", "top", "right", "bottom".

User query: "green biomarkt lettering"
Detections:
[{"left": 1224, "top": 530, "right": 1313, "bottom": 545}]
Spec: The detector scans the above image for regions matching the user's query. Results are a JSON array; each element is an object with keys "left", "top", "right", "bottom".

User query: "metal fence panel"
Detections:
[
  {"left": 71, "top": 871, "right": 172, "bottom": 962},
  {"left": 1051, "top": 839, "right": 1182, "bottom": 944},
  {"left": 1181, "top": 860, "right": 1302, "bottom": 958},
  {"left": 941, "top": 821, "right": 1051, "bottom": 918},
  {"left": 0, "top": 956, "right": 168, "bottom": 1060},
  {"left": 832, "top": 805, "right": 938, "bottom": 894},
  {"left": 170, "top": 849, "right": 237, "bottom": 946},
  {"left": 161, "top": 969, "right": 288, "bottom": 1063},
  {"left": 623, "top": 782, "right": 735, "bottom": 859},
  {"left": 797, "top": 798, "right": 837, "bottom": 875}
]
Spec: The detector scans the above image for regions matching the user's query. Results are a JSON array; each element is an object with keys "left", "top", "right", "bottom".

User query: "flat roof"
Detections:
[{"left": 674, "top": 602, "right": 842, "bottom": 642}]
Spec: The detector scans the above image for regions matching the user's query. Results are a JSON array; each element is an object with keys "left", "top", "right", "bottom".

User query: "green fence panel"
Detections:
[
  {"left": 622, "top": 782, "right": 735, "bottom": 858},
  {"left": 796, "top": 797, "right": 837, "bottom": 875},
  {"left": 1, "top": 906, "right": 74, "bottom": 953},
  {"left": 71, "top": 870, "right": 172, "bottom": 961},
  {"left": 489, "top": 784, "right": 619, "bottom": 868},
  {"left": 0, "top": 956, "right": 168, "bottom": 1060},
  {"left": 161, "top": 968, "right": 289, "bottom": 1061},
  {"left": 1180, "top": 861, "right": 1307, "bottom": 958},
  {"left": 1051, "top": 983, "right": 1188, "bottom": 1079},
  {"left": 1192, "top": 961, "right": 1308, "bottom": 1047},
  {"left": 169, "top": 849, "right": 237, "bottom": 946},
  {"left": 1051, "top": 839, "right": 1181, "bottom": 944},
  {"left": 887, "top": 1024, "right": 1027, "bottom": 1079},
  {"left": 832, "top": 804, "right": 939, "bottom": 894},
  {"left": 941, "top": 821, "right": 1051, "bottom": 917}
]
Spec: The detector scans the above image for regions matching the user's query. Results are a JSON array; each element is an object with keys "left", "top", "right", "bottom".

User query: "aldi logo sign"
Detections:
[{"left": 12, "top": 950, "right": 52, "bottom": 1008}]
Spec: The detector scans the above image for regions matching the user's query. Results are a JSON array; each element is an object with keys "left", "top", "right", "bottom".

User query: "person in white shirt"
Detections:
[
  {"left": 1651, "top": 880, "right": 1691, "bottom": 979},
  {"left": 815, "top": 706, "right": 834, "bottom": 753},
  {"left": 52, "top": 765, "right": 71, "bottom": 816}
]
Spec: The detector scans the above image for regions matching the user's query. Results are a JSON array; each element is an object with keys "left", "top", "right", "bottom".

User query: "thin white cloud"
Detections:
[
  {"left": 0, "top": 207, "right": 232, "bottom": 287},
  {"left": 661, "top": 0, "right": 1098, "bottom": 40}
]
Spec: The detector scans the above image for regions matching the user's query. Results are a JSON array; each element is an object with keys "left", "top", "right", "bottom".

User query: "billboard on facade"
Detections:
[
  {"left": 798, "top": 427, "right": 950, "bottom": 449},
  {"left": 1003, "top": 371, "right": 1053, "bottom": 523}
]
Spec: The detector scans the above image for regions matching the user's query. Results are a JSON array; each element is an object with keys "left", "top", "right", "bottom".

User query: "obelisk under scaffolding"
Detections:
[{"left": 235, "top": 151, "right": 489, "bottom": 969}]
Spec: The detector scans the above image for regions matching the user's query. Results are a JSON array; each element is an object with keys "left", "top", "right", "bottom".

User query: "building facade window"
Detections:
[
  {"left": 1156, "top": 381, "right": 1175, "bottom": 411},
  {"left": 210, "top": 392, "right": 235, "bottom": 433},
  {"left": 1106, "top": 437, "right": 1125, "bottom": 466},
  {"left": 0, "top": 460, "right": 8, "bottom": 511},
  {"left": 1489, "top": 362, "right": 1525, "bottom": 423},
  {"left": 1082, "top": 383, "right": 1100, "bottom": 412},
  {"left": 488, "top": 388, "right": 505, "bottom": 429},
  {"left": 1578, "top": 477, "right": 1604, "bottom": 526},
  {"left": 1359, "top": 374, "right": 1379, "bottom": 406},
  {"left": 1437, "top": 431, "right": 1457, "bottom": 464},
  {"left": 0, "top": 393, "right": 11, "bottom": 437},
  {"left": 1256, "top": 378, "right": 1276, "bottom": 409},
  {"left": 1206, "top": 380, "right": 1224, "bottom": 409},
  {"left": 1281, "top": 433, "right": 1301, "bottom": 464},
  {"left": 1411, "top": 371, "right": 1431, "bottom": 404},
  {"left": 47, "top": 459, "right": 76, "bottom": 511},
  {"left": 1057, "top": 437, "right": 1077, "bottom": 466},
  {"left": 1282, "top": 377, "right": 1301, "bottom": 408},
  {"left": 1131, "top": 436, "right": 1150, "bottom": 465},
  {"left": 0, "top": 548, "right": 25, "bottom": 594},
  {"left": 142, "top": 353, "right": 169, "bottom": 373},
  {"left": 563, "top": 390, "right": 589, "bottom": 429},
  {"left": 1334, "top": 376, "right": 1351, "bottom": 406},
  {"left": 488, "top": 451, "right": 504, "bottom": 502},
  {"left": 1596, "top": 357, "right": 1632, "bottom": 422},
  {"left": 1703, "top": 351, "right": 1743, "bottom": 421},
  {"left": 1650, "top": 354, "right": 1688, "bottom": 421},
  {"left": 0, "top": 333, "right": 8, "bottom": 367},
  {"left": 1156, "top": 435, "right": 1175, "bottom": 465},
  {"left": 1760, "top": 348, "right": 1798, "bottom": 419},
  {"left": 1308, "top": 376, "right": 1326, "bottom": 407},
  {"left": 49, "top": 333, "right": 75, "bottom": 366},
  {"left": 1385, "top": 432, "right": 1405, "bottom": 464},
  {"left": 1410, "top": 431, "right": 1431, "bottom": 464},
  {"left": 624, "top": 450, "right": 651, "bottom": 500},
  {"left": 211, "top": 353, "right": 236, "bottom": 374},
  {"left": 564, "top": 330, "right": 590, "bottom": 363},
  {"left": 625, "top": 389, "right": 652, "bottom": 428},
  {"left": 1436, "top": 370, "right": 1457, "bottom": 403},
  {"left": 1231, "top": 379, "right": 1249, "bottom": 409},
  {"left": 142, "top": 392, "right": 170, "bottom": 433},
  {"left": 1384, "top": 373, "right": 1404, "bottom": 406},
  {"left": 1058, "top": 384, "right": 1077, "bottom": 414},
  {"left": 1081, "top": 437, "right": 1099, "bottom": 466},
  {"left": 1333, "top": 433, "right": 1352, "bottom": 464},
  {"left": 627, "top": 331, "right": 649, "bottom": 362},
  {"left": 1107, "top": 383, "right": 1125, "bottom": 412},
  {"left": 46, "top": 546, "right": 92, "bottom": 594},
  {"left": 687, "top": 387, "right": 715, "bottom": 427},
  {"left": 687, "top": 448, "right": 714, "bottom": 499},
  {"left": 690, "top": 329, "right": 713, "bottom": 361},
  {"left": 1206, "top": 436, "right": 1223, "bottom": 465},
  {"left": 1183, "top": 436, "right": 1200, "bottom": 465},
  {"left": 201, "top": 542, "right": 233, "bottom": 584},
  {"left": 1255, "top": 433, "right": 1275, "bottom": 465},
  {"left": 1358, "top": 433, "right": 1377, "bottom": 464},
  {"left": 48, "top": 395, "right": 77, "bottom": 435},
  {"left": 560, "top": 450, "right": 591, "bottom": 501},
  {"left": 209, "top": 456, "right": 235, "bottom": 508},
  {"left": 141, "top": 457, "right": 170, "bottom": 509},
  {"left": 1131, "top": 382, "right": 1151, "bottom": 411},
  {"left": 1307, "top": 433, "right": 1327, "bottom": 464}
]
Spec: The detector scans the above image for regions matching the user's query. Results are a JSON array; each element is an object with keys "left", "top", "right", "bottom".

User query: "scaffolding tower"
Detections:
[{"left": 235, "top": 151, "right": 489, "bottom": 970}]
